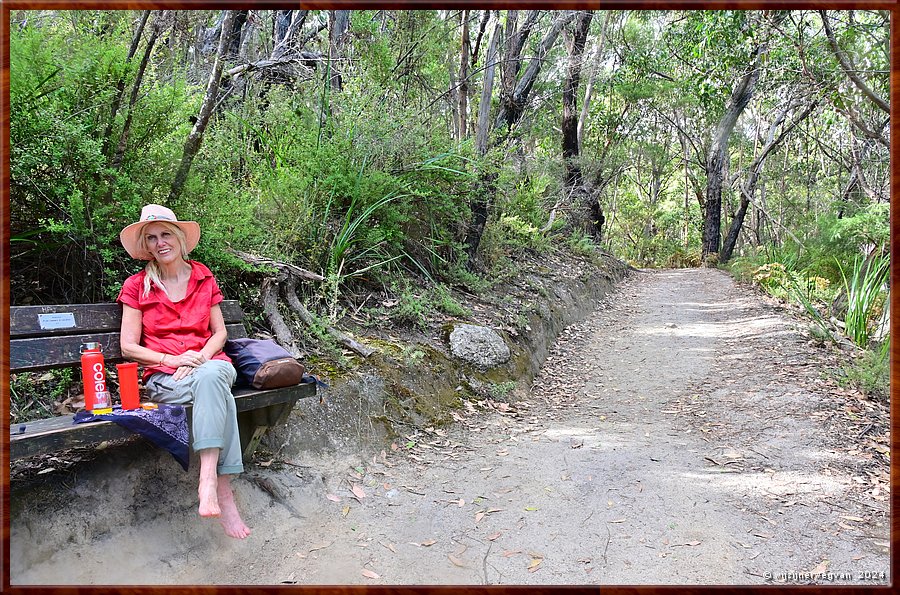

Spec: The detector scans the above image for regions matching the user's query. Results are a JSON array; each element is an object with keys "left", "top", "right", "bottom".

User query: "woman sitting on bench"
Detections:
[{"left": 117, "top": 204, "right": 251, "bottom": 539}]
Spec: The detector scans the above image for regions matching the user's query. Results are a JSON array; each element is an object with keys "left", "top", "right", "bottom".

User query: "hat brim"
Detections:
[{"left": 120, "top": 220, "right": 201, "bottom": 260}]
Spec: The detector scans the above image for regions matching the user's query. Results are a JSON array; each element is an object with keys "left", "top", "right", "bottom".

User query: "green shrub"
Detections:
[{"left": 839, "top": 343, "right": 889, "bottom": 400}]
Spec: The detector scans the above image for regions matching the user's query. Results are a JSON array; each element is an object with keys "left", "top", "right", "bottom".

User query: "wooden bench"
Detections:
[{"left": 9, "top": 300, "right": 315, "bottom": 463}]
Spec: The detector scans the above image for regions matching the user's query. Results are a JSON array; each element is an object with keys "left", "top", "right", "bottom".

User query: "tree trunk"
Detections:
[
  {"left": 577, "top": 11, "right": 612, "bottom": 148},
  {"left": 111, "top": 16, "right": 161, "bottom": 171},
  {"left": 465, "top": 11, "right": 574, "bottom": 266},
  {"left": 720, "top": 100, "right": 817, "bottom": 263},
  {"left": 679, "top": 125, "right": 691, "bottom": 249},
  {"left": 465, "top": 13, "right": 502, "bottom": 265},
  {"left": 499, "top": 11, "right": 539, "bottom": 115},
  {"left": 494, "top": 11, "right": 574, "bottom": 136},
  {"left": 819, "top": 10, "right": 889, "bottom": 114},
  {"left": 473, "top": 13, "right": 501, "bottom": 158},
  {"left": 328, "top": 11, "right": 351, "bottom": 93},
  {"left": 457, "top": 10, "right": 471, "bottom": 142},
  {"left": 701, "top": 44, "right": 764, "bottom": 262},
  {"left": 469, "top": 11, "right": 490, "bottom": 66},
  {"left": 562, "top": 10, "right": 593, "bottom": 187},
  {"left": 167, "top": 10, "right": 234, "bottom": 203},
  {"left": 272, "top": 10, "right": 308, "bottom": 58},
  {"left": 102, "top": 10, "right": 151, "bottom": 157},
  {"left": 225, "top": 11, "right": 248, "bottom": 58}
]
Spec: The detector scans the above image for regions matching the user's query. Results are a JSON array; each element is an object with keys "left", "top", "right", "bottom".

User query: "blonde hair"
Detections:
[{"left": 138, "top": 222, "right": 190, "bottom": 298}]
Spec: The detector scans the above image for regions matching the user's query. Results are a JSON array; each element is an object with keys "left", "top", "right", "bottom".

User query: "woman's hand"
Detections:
[
  {"left": 168, "top": 350, "right": 208, "bottom": 382},
  {"left": 167, "top": 350, "right": 208, "bottom": 369}
]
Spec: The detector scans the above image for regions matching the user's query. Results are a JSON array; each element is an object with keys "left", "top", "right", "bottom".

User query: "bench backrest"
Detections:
[{"left": 10, "top": 300, "right": 248, "bottom": 373}]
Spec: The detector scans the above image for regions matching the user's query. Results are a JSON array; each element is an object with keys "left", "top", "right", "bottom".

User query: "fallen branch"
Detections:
[
  {"left": 282, "top": 276, "right": 375, "bottom": 358},
  {"left": 229, "top": 248, "right": 324, "bottom": 282},
  {"left": 224, "top": 55, "right": 317, "bottom": 80},
  {"left": 260, "top": 276, "right": 299, "bottom": 356}
]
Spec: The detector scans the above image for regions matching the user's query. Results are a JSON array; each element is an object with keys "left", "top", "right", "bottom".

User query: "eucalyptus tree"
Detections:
[
  {"left": 463, "top": 10, "right": 576, "bottom": 264},
  {"left": 561, "top": 10, "right": 594, "bottom": 187},
  {"left": 168, "top": 10, "right": 235, "bottom": 202},
  {"left": 801, "top": 10, "right": 889, "bottom": 209}
]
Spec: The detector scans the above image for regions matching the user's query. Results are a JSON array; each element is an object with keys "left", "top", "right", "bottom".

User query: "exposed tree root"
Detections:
[{"left": 231, "top": 249, "right": 374, "bottom": 358}]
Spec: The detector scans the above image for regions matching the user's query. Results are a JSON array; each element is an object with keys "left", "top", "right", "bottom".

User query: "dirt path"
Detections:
[{"left": 12, "top": 268, "right": 890, "bottom": 585}]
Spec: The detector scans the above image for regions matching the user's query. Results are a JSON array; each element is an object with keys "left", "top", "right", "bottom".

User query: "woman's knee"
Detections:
[{"left": 193, "top": 360, "right": 236, "bottom": 385}]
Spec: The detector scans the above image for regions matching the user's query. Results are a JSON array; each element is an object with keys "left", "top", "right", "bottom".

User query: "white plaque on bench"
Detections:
[{"left": 38, "top": 312, "right": 77, "bottom": 330}]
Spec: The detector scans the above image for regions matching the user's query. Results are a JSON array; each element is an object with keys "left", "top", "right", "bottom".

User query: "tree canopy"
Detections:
[{"left": 9, "top": 9, "right": 889, "bottom": 309}]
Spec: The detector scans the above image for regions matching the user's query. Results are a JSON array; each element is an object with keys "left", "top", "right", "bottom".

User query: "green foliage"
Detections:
[
  {"left": 837, "top": 252, "right": 889, "bottom": 349},
  {"left": 10, "top": 369, "right": 75, "bottom": 423},
  {"left": 566, "top": 230, "right": 599, "bottom": 257},
  {"left": 488, "top": 381, "right": 518, "bottom": 401},
  {"left": 432, "top": 285, "right": 470, "bottom": 317},
  {"left": 839, "top": 341, "right": 889, "bottom": 401},
  {"left": 10, "top": 14, "right": 200, "bottom": 303}
]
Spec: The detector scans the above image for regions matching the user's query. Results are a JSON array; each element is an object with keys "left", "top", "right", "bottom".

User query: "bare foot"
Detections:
[
  {"left": 198, "top": 475, "right": 220, "bottom": 518},
  {"left": 217, "top": 476, "right": 251, "bottom": 539}
]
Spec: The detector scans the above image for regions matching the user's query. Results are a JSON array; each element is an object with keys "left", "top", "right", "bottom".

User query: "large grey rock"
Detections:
[{"left": 448, "top": 324, "right": 510, "bottom": 368}]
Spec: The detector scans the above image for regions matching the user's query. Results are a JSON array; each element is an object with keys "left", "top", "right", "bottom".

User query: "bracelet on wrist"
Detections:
[{"left": 160, "top": 353, "right": 167, "bottom": 366}]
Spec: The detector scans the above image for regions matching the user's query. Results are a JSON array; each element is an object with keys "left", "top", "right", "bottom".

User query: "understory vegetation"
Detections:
[
  {"left": 727, "top": 207, "right": 890, "bottom": 399},
  {"left": 8, "top": 9, "right": 890, "bottom": 420}
]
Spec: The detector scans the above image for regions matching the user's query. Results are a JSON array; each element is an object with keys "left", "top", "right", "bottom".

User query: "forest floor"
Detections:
[{"left": 11, "top": 267, "right": 890, "bottom": 585}]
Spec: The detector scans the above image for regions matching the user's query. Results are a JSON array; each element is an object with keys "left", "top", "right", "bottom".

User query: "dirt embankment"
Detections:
[{"left": 9, "top": 266, "right": 889, "bottom": 585}]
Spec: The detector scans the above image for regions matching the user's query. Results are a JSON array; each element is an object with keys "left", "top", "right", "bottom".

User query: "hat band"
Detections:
[{"left": 145, "top": 214, "right": 174, "bottom": 221}]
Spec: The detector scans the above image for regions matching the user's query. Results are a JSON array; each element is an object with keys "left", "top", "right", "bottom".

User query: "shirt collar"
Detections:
[{"left": 142, "top": 261, "right": 211, "bottom": 305}]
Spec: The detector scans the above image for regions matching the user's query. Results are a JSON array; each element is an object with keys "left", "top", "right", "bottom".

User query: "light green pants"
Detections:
[{"left": 145, "top": 360, "right": 243, "bottom": 475}]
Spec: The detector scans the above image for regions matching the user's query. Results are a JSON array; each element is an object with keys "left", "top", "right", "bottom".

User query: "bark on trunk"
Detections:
[
  {"left": 465, "top": 172, "right": 497, "bottom": 266},
  {"left": 261, "top": 276, "right": 298, "bottom": 355},
  {"left": 466, "top": 11, "right": 573, "bottom": 266},
  {"left": 167, "top": 10, "right": 234, "bottom": 203},
  {"left": 701, "top": 44, "right": 764, "bottom": 262},
  {"left": 500, "top": 11, "right": 540, "bottom": 107},
  {"left": 228, "top": 248, "right": 324, "bottom": 282},
  {"left": 473, "top": 13, "right": 501, "bottom": 158},
  {"left": 282, "top": 277, "right": 374, "bottom": 358},
  {"left": 577, "top": 11, "right": 612, "bottom": 148},
  {"left": 102, "top": 10, "right": 151, "bottom": 157},
  {"left": 272, "top": 10, "right": 308, "bottom": 58},
  {"left": 820, "top": 10, "right": 889, "bottom": 114},
  {"left": 494, "top": 11, "right": 574, "bottom": 136},
  {"left": 111, "top": 17, "right": 161, "bottom": 170},
  {"left": 225, "top": 11, "right": 248, "bottom": 58},
  {"left": 457, "top": 10, "right": 471, "bottom": 141},
  {"left": 720, "top": 100, "right": 817, "bottom": 263},
  {"left": 230, "top": 248, "right": 373, "bottom": 358},
  {"left": 465, "top": 13, "right": 502, "bottom": 264},
  {"left": 562, "top": 10, "right": 593, "bottom": 187},
  {"left": 328, "top": 11, "right": 351, "bottom": 93}
]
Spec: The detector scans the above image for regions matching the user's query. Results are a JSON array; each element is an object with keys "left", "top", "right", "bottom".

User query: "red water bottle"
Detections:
[{"left": 81, "top": 342, "right": 111, "bottom": 412}]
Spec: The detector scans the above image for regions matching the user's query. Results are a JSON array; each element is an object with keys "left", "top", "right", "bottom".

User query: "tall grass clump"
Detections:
[{"left": 837, "top": 252, "right": 889, "bottom": 348}]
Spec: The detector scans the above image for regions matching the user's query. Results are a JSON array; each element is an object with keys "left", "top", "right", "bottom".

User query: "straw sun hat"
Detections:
[{"left": 119, "top": 204, "right": 200, "bottom": 260}]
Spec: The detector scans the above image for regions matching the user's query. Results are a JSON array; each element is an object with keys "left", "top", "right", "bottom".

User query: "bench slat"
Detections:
[
  {"left": 11, "top": 323, "right": 248, "bottom": 373},
  {"left": 10, "top": 300, "right": 245, "bottom": 339},
  {"left": 8, "top": 297, "right": 314, "bottom": 465},
  {"left": 9, "top": 382, "right": 316, "bottom": 460}
]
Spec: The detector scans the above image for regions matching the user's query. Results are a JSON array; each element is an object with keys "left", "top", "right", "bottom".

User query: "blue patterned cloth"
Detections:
[{"left": 73, "top": 404, "right": 189, "bottom": 471}]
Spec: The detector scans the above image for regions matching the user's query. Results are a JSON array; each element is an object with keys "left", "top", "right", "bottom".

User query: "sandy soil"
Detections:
[{"left": 10, "top": 267, "right": 889, "bottom": 585}]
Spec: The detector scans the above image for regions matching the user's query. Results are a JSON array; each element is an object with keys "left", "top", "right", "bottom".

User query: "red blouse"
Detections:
[{"left": 117, "top": 260, "right": 231, "bottom": 381}]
